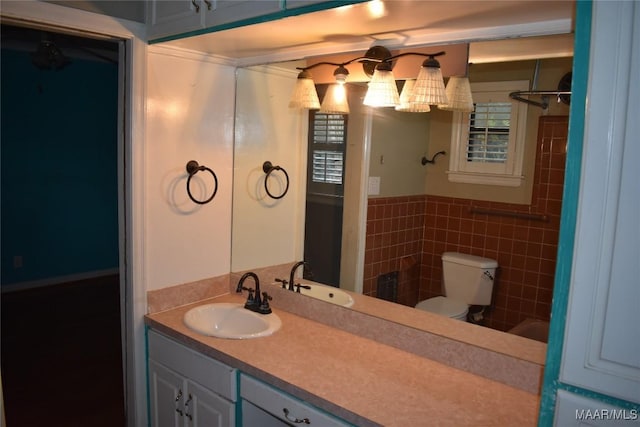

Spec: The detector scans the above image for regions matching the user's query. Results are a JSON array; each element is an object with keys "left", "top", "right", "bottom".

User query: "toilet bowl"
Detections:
[
  {"left": 415, "top": 296, "right": 468, "bottom": 321},
  {"left": 415, "top": 252, "right": 498, "bottom": 321}
]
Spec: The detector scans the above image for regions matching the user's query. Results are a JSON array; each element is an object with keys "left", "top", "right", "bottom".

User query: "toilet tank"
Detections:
[{"left": 442, "top": 252, "right": 498, "bottom": 305}]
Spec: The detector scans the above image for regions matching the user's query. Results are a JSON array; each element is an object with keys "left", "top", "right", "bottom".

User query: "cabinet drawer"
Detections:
[
  {"left": 148, "top": 330, "right": 237, "bottom": 401},
  {"left": 240, "top": 374, "right": 351, "bottom": 427}
]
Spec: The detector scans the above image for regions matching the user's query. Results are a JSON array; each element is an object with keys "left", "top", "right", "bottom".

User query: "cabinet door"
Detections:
[
  {"left": 148, "top": 0, "right": 204, "bottom": 40},
  {"left": 204, "top": 1, "right": 281, "bottom": 28},
  {"left": 149, "top": 360, "right": 187, "bottom": 427},
  {"left": 148, "top": 330, "right": 237, "bottom": 401},
  {"left": 188, "top": 380, "right": 235, "bottom": 427}
]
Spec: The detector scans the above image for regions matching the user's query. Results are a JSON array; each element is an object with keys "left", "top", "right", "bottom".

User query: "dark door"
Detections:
[{"left": 303, "top": 107, "right": 347, "bottom": 286}]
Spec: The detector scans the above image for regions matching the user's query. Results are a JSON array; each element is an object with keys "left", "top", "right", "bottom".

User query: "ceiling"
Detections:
[{"left": 157, "top": 0, "right": 576, "bottom": 66}]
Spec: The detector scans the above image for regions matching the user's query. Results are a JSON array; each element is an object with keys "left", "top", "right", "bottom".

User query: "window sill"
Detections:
[{"left": 446, "top": 171, "right": 524, "bottom": 187}]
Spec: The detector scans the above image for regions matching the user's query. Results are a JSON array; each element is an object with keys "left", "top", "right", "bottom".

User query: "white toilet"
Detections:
[{"left": 415, "top": 252, "right": 498, "bottom": 321}]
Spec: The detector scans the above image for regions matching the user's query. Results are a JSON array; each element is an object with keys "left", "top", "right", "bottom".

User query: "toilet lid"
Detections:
[{"left": 416, "top": 296, "right": 468, "bottom": 318}]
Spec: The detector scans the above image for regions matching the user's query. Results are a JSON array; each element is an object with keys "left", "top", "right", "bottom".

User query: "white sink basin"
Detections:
[
  {"left": 183, "top": 303, "right": 281, "bottom": 339},
  {"left": 279, "top": 282, "right": 354, "bottom": 307}
]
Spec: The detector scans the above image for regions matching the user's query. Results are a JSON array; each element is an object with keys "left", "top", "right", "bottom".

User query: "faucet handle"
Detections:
[
  {"left": 242, "top": 287, "right": 257, "bottom": 309},
  {"left": 275, "top": 278, "right": 288, "bottom": 289},
  {"left": 294, "top": 283, "right": 311, "bottom": 293},
  {"left": 258, "top": 292, "right": 273, "bottom": 314}
]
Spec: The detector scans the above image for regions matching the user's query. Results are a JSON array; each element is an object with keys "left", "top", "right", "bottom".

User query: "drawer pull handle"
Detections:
[
  {"left": 283, "top": 408, "right": 310, "bottom": 424},
  {"left": 175, "top": 389, "right": 184, "bottom": 416},
  {"left": 184, "top": 393, "right": 193, "bottom": 421}
]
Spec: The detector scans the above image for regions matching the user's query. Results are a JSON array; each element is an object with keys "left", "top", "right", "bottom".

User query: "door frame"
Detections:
[{"left": 0, "top": 3, "right": 148, "bottom": 426}]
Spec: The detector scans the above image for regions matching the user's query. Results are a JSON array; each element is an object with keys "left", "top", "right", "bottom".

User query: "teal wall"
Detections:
[{"left": 1, "top": 48, "right": 119, "bottom": 287}]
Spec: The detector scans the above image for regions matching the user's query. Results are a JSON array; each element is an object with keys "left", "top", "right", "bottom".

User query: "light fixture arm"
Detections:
[
  {"left": 385, "top": 50, "right": 446, "bottom": 62},
  {"left": 366, "top": 49, "right": 446, "bottom": 75},
  {"left": 296, "top": 61, "right": 344, "bottom": 72},
  {"left": 298, "top": 47, "right": 446, "bottom": 73},
  {"left": 296, "top": 54, "right": 386, "bottom": 73}
]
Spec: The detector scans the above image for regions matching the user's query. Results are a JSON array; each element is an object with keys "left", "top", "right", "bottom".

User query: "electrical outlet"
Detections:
[
  {"left": 13, "top": 255, "right": 23, "bottom": 268},
  {"left": 368, "top": 176, "right": 380, "bottom": 195}
]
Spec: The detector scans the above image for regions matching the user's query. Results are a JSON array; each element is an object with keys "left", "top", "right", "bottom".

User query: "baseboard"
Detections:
[{"left": 1, "top": 268, "right": 119, "bottom": 293}]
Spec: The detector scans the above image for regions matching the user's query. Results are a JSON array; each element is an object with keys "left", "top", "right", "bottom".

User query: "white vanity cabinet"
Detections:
[
  {"left": 147, "top": 0, "right": 340, "bottom": 41},
  {"left": 147, "top": 330, "right": 355, "bottom": 426},
  {"left": 148, "top": 330, "right": 237, "bottom": 427},
  {"left": 240, "top": 374, "right": 352, "bottom": 426}
]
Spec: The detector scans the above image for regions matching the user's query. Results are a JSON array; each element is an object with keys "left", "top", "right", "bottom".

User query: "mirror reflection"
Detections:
[{"left": 232, "top": 33, "right": 573, "bottom": 346}]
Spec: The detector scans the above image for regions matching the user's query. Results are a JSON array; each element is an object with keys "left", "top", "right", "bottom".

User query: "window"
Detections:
[
  {"left": 307, "top": 112, "right": 347, "bottom": 196},
  {"left": 447, "top": 81, "right": 529, "bottom": 186},
  {"left": 468, "top": 102, "right": 511, "bottom": 163}
]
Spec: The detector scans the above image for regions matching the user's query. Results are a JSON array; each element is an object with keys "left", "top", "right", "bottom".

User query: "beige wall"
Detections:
[
  {"left": 368, "top": 103, "right": 431, "bottom": 197},
  {"left": 232, "top": 65, "right": 307, "bottom": 272},
  {"left": 426, "top": 57, "right": 572, "bottom": 204}
]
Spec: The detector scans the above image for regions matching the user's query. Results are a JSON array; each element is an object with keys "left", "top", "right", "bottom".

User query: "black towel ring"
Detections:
[
  {"left": 262, "top": 161, "right": 289, "bottom": 200},
  {"left": 186, "top": 160, "right": 218, "bottom": 205}
]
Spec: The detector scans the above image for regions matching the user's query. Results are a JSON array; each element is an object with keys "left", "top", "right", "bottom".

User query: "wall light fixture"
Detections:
[
  {"left": 289, "top": 46, "right": 474, "bottom": 114},
  {"left": 319, "top": 65, "right": 350, "bottom": 114}
]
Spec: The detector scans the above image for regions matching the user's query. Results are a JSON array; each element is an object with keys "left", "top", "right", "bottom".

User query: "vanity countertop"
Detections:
[{"left": 145, "top": 293, "right": 540, "bottom": 426}]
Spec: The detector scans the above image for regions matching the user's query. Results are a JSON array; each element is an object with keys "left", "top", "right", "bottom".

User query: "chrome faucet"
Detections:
[
  {"left": 236, "top": 272, "right": 272, "bottom": 314},
  {"left": 288, "top": 261, "right": 308, "bottom": 292}
]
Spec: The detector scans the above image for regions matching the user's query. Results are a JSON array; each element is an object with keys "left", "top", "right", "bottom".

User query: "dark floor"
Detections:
[{"left": 1, "top": 275, "right": 126, "bottom": 426}]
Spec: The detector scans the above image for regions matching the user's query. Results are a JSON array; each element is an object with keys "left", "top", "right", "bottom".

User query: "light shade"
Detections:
[
  {"left": 395, "top": 80, "right": 430, "bottom": 112},
  {"left": 438, "top": 76, "right": 474, "bottom": 112},
  {"left": 363, "top": 64, "right": 400, "bottom": 107},
  {"left": 319, "top": 83, "right": 349, "bottom": 114},
  {"left": 289, "top": 70, "right": 320, "bottom": 109},
  {"left": 409, "top": 57, "right": 448, "bottom": 106}
]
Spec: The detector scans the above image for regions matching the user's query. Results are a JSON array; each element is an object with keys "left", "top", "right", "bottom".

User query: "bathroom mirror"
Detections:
[
  {"left": 160, "top": 0, "right": 575, "bottom": 357},
  {"left": 230, "top": 12, "right": 573, "bottom": 349},
  {"left": 231, "top": 44, "right": 572, "bottom": 343}
]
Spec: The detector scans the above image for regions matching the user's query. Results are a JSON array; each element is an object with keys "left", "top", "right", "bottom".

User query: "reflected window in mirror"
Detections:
[
  {"left": 307, "top": 112, "right": 347, "bottom": 197},
  {"left": 468, "top": 102, "right": 510, "bottom": 163},
  {"left": 448, "top": 80, "right": 529, "bottom": 187}
]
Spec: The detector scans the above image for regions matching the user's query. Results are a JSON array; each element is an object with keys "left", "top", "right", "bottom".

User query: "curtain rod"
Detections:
[{"left": 509, "top": 90, "right": 571, "bottom": 109}]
